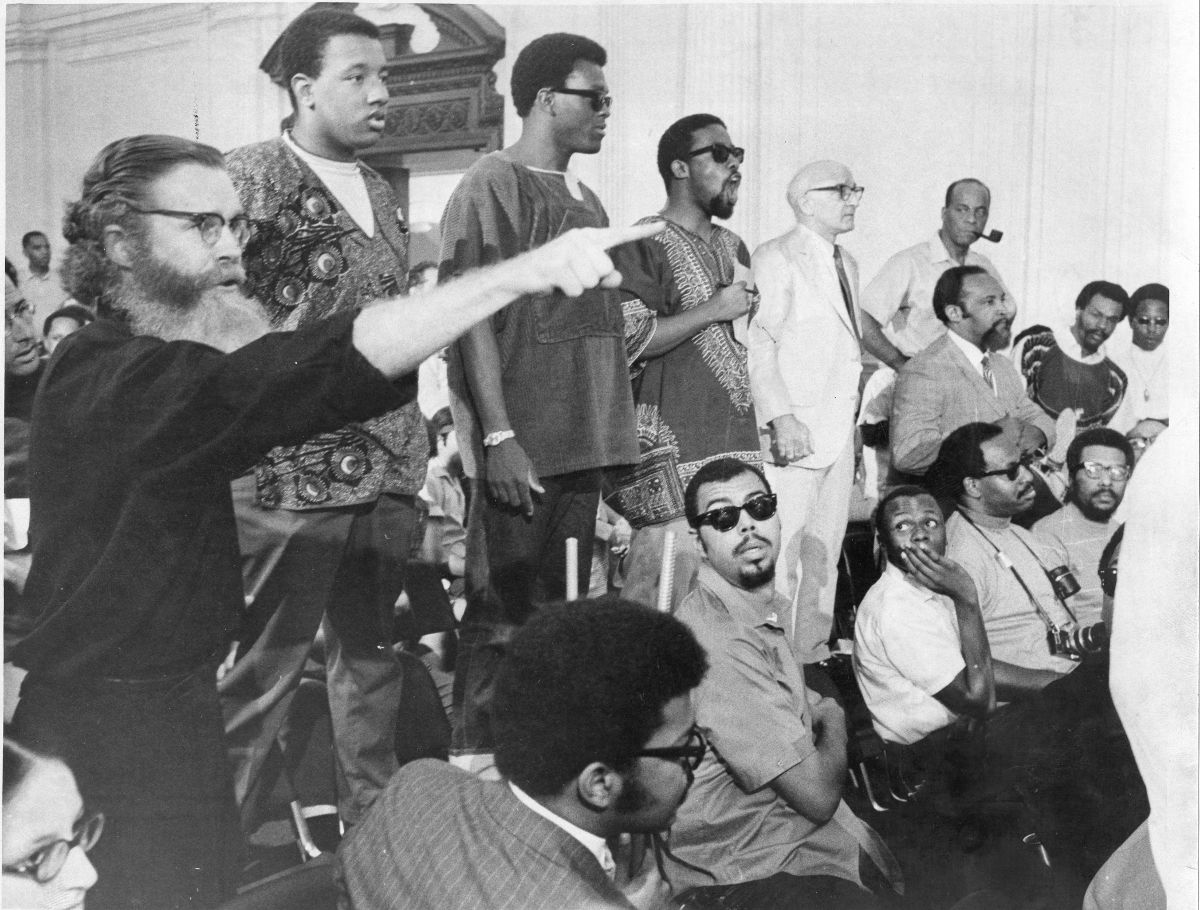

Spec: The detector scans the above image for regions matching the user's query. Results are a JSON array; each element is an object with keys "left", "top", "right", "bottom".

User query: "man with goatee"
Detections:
[
  {"left": 614, "top": 114, "right": 759, "bottom": 611},
  {"left": 665, "top": 458, "right": 901, "bottom": 909},
  {"left": 891, "top": 264, "right": 1053, "bottom": 478}
]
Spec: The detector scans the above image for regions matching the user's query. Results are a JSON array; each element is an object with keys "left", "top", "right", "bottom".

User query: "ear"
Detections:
[
  {"left": 103, "top": 224, "right": 135, "bottom": 270},
  {"left": 689, "top": 525, "right": 706, "bottom": 557},
  {"left": 944, "top": 303, "right": 965, "bottom": 325},
  {"left": 670, "top": 159, "right": 689, "bottom": 180},
  {"left": 962, "top": 476, "right": 982, "bottom": 502},
  {"left": 575, "top": 761, "right": 623, "bottom": 812},
  {"left": 291, "top": 73, "right": 315, "bottom": 109},
  {"left": 534, "top": 87, "right": 556, "bottom": 116}
]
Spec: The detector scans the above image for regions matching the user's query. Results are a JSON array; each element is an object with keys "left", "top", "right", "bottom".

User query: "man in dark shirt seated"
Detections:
[
  {"left": 7, "top": 132, "right": 660, "bottom": 910},
  {"left": 1012, "top": 280, "right": 1130, "bottom": 428},
  {"left": 336, "top": 598, "right": 708, "bottom": 910}
]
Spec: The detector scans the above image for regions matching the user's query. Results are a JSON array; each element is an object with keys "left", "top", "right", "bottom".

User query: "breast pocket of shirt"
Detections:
[{"left": 532, "top": 208, "right": 622, "bottom": 344}]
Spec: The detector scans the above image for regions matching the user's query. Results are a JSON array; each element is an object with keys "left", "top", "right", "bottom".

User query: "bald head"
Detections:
[{"left": 786, "top": 160, "right": 860, "bottom": 242}]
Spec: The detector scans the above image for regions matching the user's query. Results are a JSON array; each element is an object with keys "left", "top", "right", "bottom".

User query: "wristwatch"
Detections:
[{"left": 482, "top": 429, "right": 516, "bottom": 447}]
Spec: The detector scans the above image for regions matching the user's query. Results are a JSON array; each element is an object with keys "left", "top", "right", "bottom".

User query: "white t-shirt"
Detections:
[
  {"left": 853, "top": 562, "right": 963, "bottom": 744},
  {"left": 283, "top": 131, "right": 375, "bottom": 237}
]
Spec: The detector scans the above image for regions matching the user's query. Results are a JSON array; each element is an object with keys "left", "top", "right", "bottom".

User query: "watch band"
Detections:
[{"left": 482, "top": 429, "right": 516, "bottom": 447}]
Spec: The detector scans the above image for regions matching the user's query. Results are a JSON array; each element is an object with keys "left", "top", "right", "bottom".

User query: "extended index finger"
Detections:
[{"left": 593, "top": 220, "right": 667, "bottom": 250}]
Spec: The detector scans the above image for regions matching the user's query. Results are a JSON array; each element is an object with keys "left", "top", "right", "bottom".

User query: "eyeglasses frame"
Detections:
[
  {"left": 690, "top": 493, "right": 779, "bottom": 532},
  {"left": 3, "top": 811, "right": 105, "bottom": 884},
  {"left": 126, "top": 205, "right": 253, "bottom": 248}
]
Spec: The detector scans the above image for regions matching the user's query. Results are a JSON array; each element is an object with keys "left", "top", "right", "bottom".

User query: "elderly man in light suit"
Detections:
[{"left": 747, "top": 160, "right": 865, "bottom": 664}]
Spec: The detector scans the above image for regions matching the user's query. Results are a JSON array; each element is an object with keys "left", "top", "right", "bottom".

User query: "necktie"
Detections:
[
  {"left": 832, "top": 245, "right": 860, "bottom": 343},
  {"left": 981, "top": 352, "right": 997, "bottom": 396}
]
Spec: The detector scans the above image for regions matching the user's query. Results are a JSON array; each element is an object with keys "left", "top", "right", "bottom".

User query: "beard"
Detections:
[
  {"left": 705, "top": 177, "right": 739, "bottom": 221},
  {"left": 982, "top": 319, "right": 1012, "bottom": 351},
  {"left": 1074, "top": 490, "right": 1119, "bottom": 522},
  {"left": 114, "top": 237, "right": 268, "bottom": 351},
  {"left": 707, "top": 192, "right": 735, "bottom": 221},
  {"left": 732, "top": 534, "right": 776, "bottom": 588}
]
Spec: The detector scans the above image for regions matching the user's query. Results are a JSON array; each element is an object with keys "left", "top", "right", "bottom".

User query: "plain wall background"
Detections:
[{"left": 5, "top": 1, "right": 1196, "bottom": 407}]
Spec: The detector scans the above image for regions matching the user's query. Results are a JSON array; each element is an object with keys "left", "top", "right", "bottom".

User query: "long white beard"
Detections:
[{"left": 121, "top": 283, "right": 270, "bottom": 352}]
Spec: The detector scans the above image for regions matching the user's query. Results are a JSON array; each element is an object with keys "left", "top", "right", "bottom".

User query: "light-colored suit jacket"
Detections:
[
  {"left": 890, "top": 332, "right": 1056, "bottom": 475},
  {"left": 747, "top": 224, "right": 863, "bottom": 470},
  {"left": 336, "top": 760, "right": 634, "bottom": 910}
]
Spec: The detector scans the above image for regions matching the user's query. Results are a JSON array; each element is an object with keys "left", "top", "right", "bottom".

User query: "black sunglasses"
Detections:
[
  {"left": 550, "top": 87, "right": 613, "bottom": 112},
  {"left": 974, "top": 456, "right": 1033, "bottom": 482},
  {"left": 635, "top": 728, "right": 706, "bottom": 776},
  {"left": 684, "top": 144, "right": 745, "bottom": 165},
  {"left": 690, "top": 493, "right": 777, "bottom": 532}
]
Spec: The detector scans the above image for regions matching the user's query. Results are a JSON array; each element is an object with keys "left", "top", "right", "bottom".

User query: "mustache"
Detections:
[{"left": 734, "top": 533, "right": 772, "bottom": 556}]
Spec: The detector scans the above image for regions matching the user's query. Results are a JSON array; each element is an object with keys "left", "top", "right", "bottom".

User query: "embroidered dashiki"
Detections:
[
  {"left": 226, "top": 136, "right": 426, "bottom": 510},
  {"left": 614, "top": 217, "right": 762, "bottom": 526},
  {"left": 1012, "top": 325, "right": 1127, "bottom": 428}
]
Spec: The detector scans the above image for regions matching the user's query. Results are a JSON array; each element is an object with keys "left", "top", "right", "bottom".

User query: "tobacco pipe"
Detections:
[{"left": 981, "top": 229, "right": 1003, "bottom": 243}]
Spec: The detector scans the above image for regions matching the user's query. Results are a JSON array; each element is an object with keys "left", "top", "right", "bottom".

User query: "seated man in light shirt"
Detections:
[
  {"left": 1032, "top": 427, "right": 1133, "bottom": 628},
  {"left": 853, "top": 486, "right": 994, "bottom": 748},
  {"left": 860, "top": 178, "right": 1015, "bottom": 369},
  {"left": 667, "top": 458, "right": 902, "bottom": 910}
]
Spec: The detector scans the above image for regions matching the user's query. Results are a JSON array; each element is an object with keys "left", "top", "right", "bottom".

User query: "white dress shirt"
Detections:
[{"left": 508, "top": 781, "right": 616, "bottom": 879}]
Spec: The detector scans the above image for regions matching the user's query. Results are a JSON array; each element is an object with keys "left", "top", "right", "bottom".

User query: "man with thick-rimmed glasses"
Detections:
[
  {"left": 746, "top": 160, "right": 866, "bottom": 667},
  {"left": 932, "top": 421, "right": 1148, "bottom": 882},
  {"left": 437, "top": 32, "right": 639, "bottom": 770},
  {"left": 337, "top": 598, "right": 709, "bottom": 910},
  {"left": 1033, "top": 426, "right": 1134, "bottom": 628},
  {"left": 665, "top": 457, "right": 901, "bottom": 909},
  {"left": 9, "top": 130, "right": 660, "bottom": 910},
  {"left": 613, "top": 113, "right": 760, "bottom": 613}
]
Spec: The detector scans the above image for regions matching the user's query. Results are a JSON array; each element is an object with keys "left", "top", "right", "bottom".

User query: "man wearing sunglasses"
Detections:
[
  {"left": 932, "top": 422, "right": 1080, "bottom": 686},
  {"left": 613, "top": 114, "right": 760, "bottom": 612},
  {"left": 438, "top": 33, "right": 639, "bottom": 766},
  {"left": 337, "top": 599, "right": 708, "bottom": 910},
  {"left": 935, "top": 423, "right": 1150, "bottom": 880},
  {"left": 746, "top": 160, "right": 867, "bottom": 666},
  {"left": 891, "top": 265, "right": 1054, "bottom": 478},
  {"left": 1033, "top": 427, "right": 1134, "bottom": 628},
  {"left": 666, "top": 458, "right": 900, "bottom": 909}
]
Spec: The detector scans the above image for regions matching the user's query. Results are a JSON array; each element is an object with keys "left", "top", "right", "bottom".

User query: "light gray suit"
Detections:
[{"left": 890, "top": 332, "right": 1055, "bottom": 475}]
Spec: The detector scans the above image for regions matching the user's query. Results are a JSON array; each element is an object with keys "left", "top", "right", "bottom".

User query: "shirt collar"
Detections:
[
  {"left": 508, "top": 781, "right": 616, "bottom": 879},
  {"left": 697, "top": 562, "right": 787, "bottom": 630},
  {"left": 1057, "top": 324, "right": 1107, "bottom": 364},
  {"left": 796, "top": 221, "right": 837, "bottom": 255},
  {"left": 927, "top": 232, "right": 959, "bottom": 266},
  {"left": 946, "top": 325, "right": 986, "bottom": 370}
]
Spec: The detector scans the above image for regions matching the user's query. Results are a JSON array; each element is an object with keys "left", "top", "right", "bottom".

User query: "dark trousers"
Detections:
[
  {"left": 452, "top": 470, "right": 600, "bottom": 753},
  {"left": 220, "top": 476, "right": 425, "bottom": 829},
  {"left": 983, "top": 657, "right": 1148, "bottom": 878},
  {"left": 13, "top": 668, "right": 243, "bottom": 910}
]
